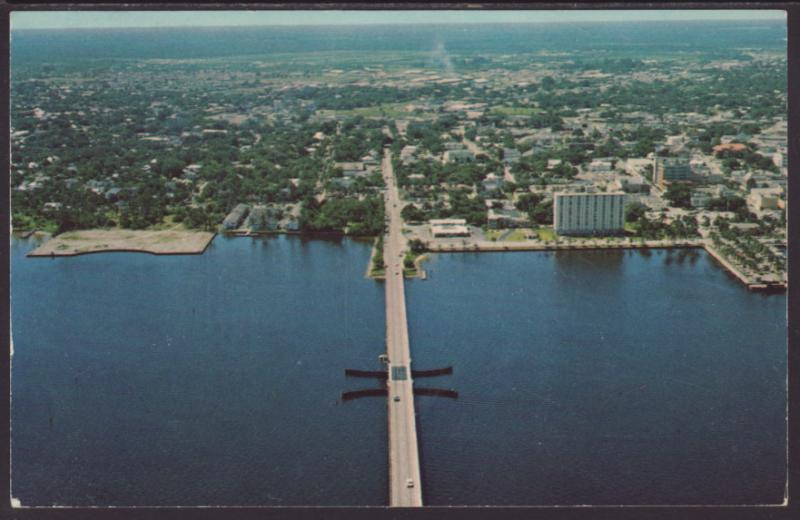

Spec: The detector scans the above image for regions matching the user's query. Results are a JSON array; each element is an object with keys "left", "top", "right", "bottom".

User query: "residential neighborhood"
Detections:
[{"left": 10, "top": 29, "right": 787, "bottom": 287}]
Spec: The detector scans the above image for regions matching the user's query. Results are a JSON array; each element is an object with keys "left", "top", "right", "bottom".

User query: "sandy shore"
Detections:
[{"left": 27, "top": 229, "right": 216, "bottom": 257}]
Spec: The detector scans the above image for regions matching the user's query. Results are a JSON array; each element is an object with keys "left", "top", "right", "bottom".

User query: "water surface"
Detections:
[
  {"left": 407, "top": 248, "right": 786, "bottom": 505},
  {"left": 11, "top": 241, "right": 786, "bottom": 506},
  {"left": 11, "top": 235, "right": 387, "bottom": 506}
]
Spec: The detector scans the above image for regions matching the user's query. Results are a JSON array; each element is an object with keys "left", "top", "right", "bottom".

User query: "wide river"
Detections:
[{"left": 11, "top": 235, "right": 786, "bottom": 506}]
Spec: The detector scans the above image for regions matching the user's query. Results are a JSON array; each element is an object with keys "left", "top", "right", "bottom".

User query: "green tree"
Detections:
[
  {"left": 625, "top": 202, "right": 648, "bottom": 223},
  {"left": 401, "top": 204, "right": 427, "bottom": 223},
  {"left": 664, "top": 183, "right": 692, "bottom": 209},
  {"left": 408, "top": 238, "right": 426, "bottom": 254}
]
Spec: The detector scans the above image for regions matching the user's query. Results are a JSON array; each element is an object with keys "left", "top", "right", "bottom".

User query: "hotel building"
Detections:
[{"left": 553, "top": 192, "right": 626, "bottom": 235}]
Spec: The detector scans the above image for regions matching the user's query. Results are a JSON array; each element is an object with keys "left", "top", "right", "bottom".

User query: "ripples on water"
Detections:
[
  {"left": 11, "top": 235, "right": 387, "bottom": 506},
  {"left": 11, "top": 240, "right": 786, "bottom": 506},
  {"left": 407, "top": 249, "right": 786, "bottom": 506}
]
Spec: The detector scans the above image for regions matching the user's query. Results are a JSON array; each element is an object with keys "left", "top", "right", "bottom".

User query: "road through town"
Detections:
[{"left": 382, "top": 147, "right": 423, "bottom": 507}]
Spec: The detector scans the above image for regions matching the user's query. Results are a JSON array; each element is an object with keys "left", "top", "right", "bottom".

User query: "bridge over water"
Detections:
[{"left": 381, "top": 147, "right": 423, "bottom": 507}]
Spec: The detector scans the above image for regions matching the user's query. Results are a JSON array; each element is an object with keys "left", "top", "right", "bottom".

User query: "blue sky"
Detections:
[{"left": 11, "top": 9, "right": 786, "bottom": 30}]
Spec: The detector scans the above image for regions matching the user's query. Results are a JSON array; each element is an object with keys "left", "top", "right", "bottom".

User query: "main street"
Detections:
[{"left": 382, "top": 147, "right": 423, "bottom": 507}]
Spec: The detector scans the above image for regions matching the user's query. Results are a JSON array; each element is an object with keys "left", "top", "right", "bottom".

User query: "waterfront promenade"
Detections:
[
  {"left": 425, "top": 237, "right": 706, "bottom": 253},
  {"left": 421, "top": 236, "right": 784, "bottom": 291},
  {"left": 382, "top": 148, "right": 423, "bottom": 507}
]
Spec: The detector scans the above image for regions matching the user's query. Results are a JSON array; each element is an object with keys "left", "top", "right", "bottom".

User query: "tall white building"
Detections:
[{"left": 553, "top": 192, "right": 626, "bottom": 235}]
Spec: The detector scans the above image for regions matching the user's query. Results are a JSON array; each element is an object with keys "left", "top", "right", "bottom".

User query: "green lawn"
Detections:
[
  {"left": 505, "top": 229, "right": 530, "bottom": 242},
  {"left": 537, "top": 228, "right": 557, "bottom": 241},
  {"left": 485, "top": 228, "right": 533, "bottom": 242},
  {"left": 484, "top": 229, "right": 504, "bottom": 241}
]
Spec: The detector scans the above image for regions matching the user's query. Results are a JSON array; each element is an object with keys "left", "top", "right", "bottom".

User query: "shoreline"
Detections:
[
  {"left": 703, "top": 243, "right": 786, "bottom": 292},
  {"left": 226, "top": 229, "right": 377, "bottom": 241},
  {"left": 26, "top": 229, "right": 217, "bottom": 257},
  {"left": 704, "top": 243, "right": 752, "bottom": 285},
  {"left": 365, "top": 236, "right": 385, "bottom": 280},
  {"left": 423, "top": 238, "right": 785, "bottom": 292},
  {"left": 20, "top": 229, "right": 785, "bottom": 292},
  {"left": 412, "top": 254, "right": 429, "bottom": 280},
  {"left": 425, "top": 238, "right": 706, "bottom": 253},
  {"left": 27, "top": 245, "right": 215, "bottom": 258}
]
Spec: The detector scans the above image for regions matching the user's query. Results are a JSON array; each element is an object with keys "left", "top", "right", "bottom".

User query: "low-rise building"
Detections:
[
  {"left": 361, "top": 153, "right": 379, "bottom": 167},
  {"left": 335, "top": 162, "right": 366, "bottom": 177},
  {"left": 443, "top": 142, "right": 465, "bottom": 151},
  {"left": 481, "top": 173, "right": 504, "bottom": 192},
  {"left": 245, "top": 205, "right": 282, "bottom": 231},
  {"left": 588, "top": 159, "right": 613, "bottom": 173},
  {"left": 487, "top": 204, "right": 528, "bottom": 228},
  {"left": 665, "top": 134, "right": 689, "bottom": 152},
  {"left": 742, "top": 171, "right": 779, "bottom": 191},
  {"left": 330, "top": 177, "right": 354, "bottom": 189},
  {"left": 690, "top": 185, "right": 735, "bottom": 208},
  {"left": 182, "top": 163, "right": 202, "bottom": 180},
  {"left": 502, "top": 148, "right": 521, "bottom": 164},
  {"left": 712, "top": 142, "right": 748, "bottom": 154},
  {"left": 400, "top": 145, "right": 418, "bottom": 165},
  {"left": 772, "top": 151, "right": 787, "bottom": 169},
  {"left": 653, "top": 156, "right": 691, "bottom": 186},
  {"left": 280, "top": 203, "right": 302, "bottom": 232},
  {"left": 223, "top": 203, "right": 250, "bottom": 230},
  {"left": 430, "top": 218, "right": 471, "bottom": 237},
  {"left": 748, "top": 188, "right": 783, "bottom": 213},
  {"left": 729, "top": 222, "right": 760, "bottom": 233},
  {"left": 443, "top": 149, "right": 475, "bottom": 163},
  {"left": 620, "top": 176, "right": 650, "bottom": 194}
]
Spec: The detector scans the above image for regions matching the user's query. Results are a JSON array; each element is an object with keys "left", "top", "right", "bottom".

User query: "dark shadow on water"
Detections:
[
  {"left": 298, "top": 232, "right": 346, "bottom": 247},
  {"left": 414, "top": 396, "right": 428, "bottom": 506},
  {"left": 674, "top": 248, "right": 701, "bottom": 265},
  {"left": 552, "top": 249, "right": 625, "bottom": 272}
]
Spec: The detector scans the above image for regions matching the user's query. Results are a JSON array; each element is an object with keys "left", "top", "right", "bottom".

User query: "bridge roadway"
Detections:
[{"left": 382, "top": 147, "right": 423, "bottom": 507}]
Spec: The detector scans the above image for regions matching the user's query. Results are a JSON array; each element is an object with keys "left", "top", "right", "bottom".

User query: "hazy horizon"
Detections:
[{"left": 11, "top": 9, "right": 786, "bottom": 31}]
